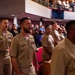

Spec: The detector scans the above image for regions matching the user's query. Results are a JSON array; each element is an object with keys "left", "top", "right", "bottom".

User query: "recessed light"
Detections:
[
  {"left": 28, "top": 17, "right": 30, "bottom": 18},
  {"left": 44, "top": 19, "right": 47, "bottom": 21},
  {"left": 11, "top": 14, "right": 15, "bottom": 16},
  {"left": 59, "top": 20, "right": 62, "bottom": 21}
]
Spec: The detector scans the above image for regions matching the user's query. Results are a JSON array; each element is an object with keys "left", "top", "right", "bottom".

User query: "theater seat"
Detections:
[
  {"left": 43, "top": 60, "right": 51, "bottom": 75},
  {"left": 36, "top": 47, "right": 43, "bottom": 64},
  {"left": 36, "top": 47, "right": 43, "bottom": 75}
]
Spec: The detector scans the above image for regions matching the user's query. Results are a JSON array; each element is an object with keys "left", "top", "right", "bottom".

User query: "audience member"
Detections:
[
  {"left": 70, "top": 0, "right": 75, "bottom": 11},
  {"left": 57, "top": 0, "right": 63, "bottom": 10},
  {"left": 58, "top": 27, "right": 65, "bottom": 40},
  {"left": 10, "top": 24, "right": 19, "bottom": 36}
]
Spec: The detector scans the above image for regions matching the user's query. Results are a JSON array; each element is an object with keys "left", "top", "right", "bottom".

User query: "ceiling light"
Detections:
[{"left": 11, "top": 14, "right": 15, "bottom": 16}]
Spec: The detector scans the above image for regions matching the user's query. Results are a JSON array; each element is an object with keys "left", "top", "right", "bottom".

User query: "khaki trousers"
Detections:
[
  {"left": 13, "top": 64, "right": 36, "bottom": 75},
  {"left": 0, "top": 54, "right": 12, "bottom": 75}
]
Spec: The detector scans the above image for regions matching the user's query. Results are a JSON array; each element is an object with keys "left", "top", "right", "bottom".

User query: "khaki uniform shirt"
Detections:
[
  {"left": 51, "top": 38, "right": 75, "bottom": 75},
  {"left": 0, "top": 29, "right": 13, "bottom": 64},
  {"left": 0, "top": 29, "right": 13, "bottom": 53},
  {"left": 51, "top": 30, "right": 61, "bottom": 44},
  {"left": 41, "top": 33, "right": 54, "bottom": 61},
  {"left": 10, "top": 33, "right": 36, "bottom": 69}
]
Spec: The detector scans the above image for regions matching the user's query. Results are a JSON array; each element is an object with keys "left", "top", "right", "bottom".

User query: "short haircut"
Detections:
[
  {"left": 51, "top": 21, "right": 56, "bottom": 25},
  {"left": 0, "top": 18, "right": 8, "bottom": 23},
  {"left": 20, "top": 17, "right": 30, "bottom": 25},
  {"left": 45, "top": 24, "right": 51, "bottom": 29},
  {"left": 65, "top": 20, "right": 75, "bottom": 32}
]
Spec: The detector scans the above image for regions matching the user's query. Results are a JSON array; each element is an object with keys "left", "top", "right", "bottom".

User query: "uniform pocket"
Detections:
[
  {"left": 0, "top": 36, "right": 4, "bottom": 44},
  {"left": 20, "top": 43, "right": 27, "bottom": 50},
  {"left": 68, "top": 58, "right": 75, "bottom": 70},
  {"left": 0, "top": 36, "right": 6, "bottom": 51},
  {"left": 72, "top": 59, "right": 75, "bottom": 68}
]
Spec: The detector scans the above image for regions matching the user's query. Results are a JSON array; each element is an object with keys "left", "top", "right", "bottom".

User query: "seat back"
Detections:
[{"left": 36, "top": 47, "right": 43, "bottom": 64}]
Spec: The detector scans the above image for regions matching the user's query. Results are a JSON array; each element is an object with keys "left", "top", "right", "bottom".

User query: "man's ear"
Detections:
[
  {"left": 20, "top": 24, "right": 23, "bottom": 28},
  {"left": 69, "top": 29, "right": 73, "bottom": 34}
]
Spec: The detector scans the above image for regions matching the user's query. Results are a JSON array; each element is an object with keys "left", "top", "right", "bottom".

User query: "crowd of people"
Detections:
[
  {"left": 32, "top": 0, "right": 75, "bottom": 12},
  {"left": 7, "top": 20, "right": 66, "bottom": 48},
  {"left": 8, "top": 19, "right": 67, "bottom": 63},
  {"left": 0, "top": 17, "right": 75, "bottom": 75},
  {"left": 57, "top": 0, "right": 75, "bottom": 11}
]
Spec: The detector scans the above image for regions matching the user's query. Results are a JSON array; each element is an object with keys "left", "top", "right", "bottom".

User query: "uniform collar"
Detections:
[
  {"left": 65, "top": 37, "right": 75, "bottom": 52},
  {"left": 19, "top": 32, "right": 32, "bottom": 40}
]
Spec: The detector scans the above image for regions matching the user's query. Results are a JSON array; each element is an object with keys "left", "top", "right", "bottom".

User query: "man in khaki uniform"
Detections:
[
  {"left": 10, "top": 17, "right": 38, "bottom": 75},
  {"left": 41, "top": 25, "right": 54, "bottom": 61},
  {"left": 51, "top": 20, "right": 75, "bottom": 75},
  {"left": 51, "top": 21, "right": 61, "bottom": 45},
  {"left": 0, "top": 18, "right": 13, "bottom": 75}
]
